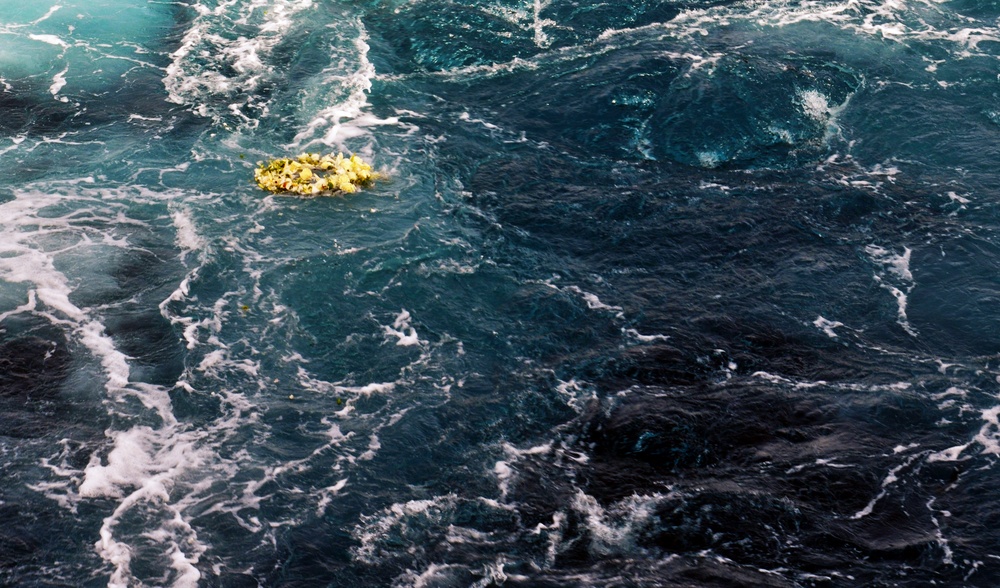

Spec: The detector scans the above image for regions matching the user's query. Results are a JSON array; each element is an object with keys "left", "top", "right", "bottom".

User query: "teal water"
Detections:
[{"left": 3, "top": 0, "right": 1000, "bottom": 586}]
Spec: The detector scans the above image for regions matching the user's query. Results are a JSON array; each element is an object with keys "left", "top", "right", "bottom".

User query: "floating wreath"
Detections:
[{"left": 254, "top": 152, "right": 378, "bottom": 196}]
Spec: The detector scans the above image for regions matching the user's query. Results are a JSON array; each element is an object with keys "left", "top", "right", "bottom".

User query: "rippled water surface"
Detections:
[{"left": 3, "top": 0, "right": 1000, "bottom": 586}]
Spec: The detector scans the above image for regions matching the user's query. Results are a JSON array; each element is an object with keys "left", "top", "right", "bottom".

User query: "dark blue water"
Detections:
[{"left": 3, "top": 0, "right": 1000, "bottom": 586}]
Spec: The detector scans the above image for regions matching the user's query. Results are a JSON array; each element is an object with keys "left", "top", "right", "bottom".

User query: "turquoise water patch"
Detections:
[{"left": 0, "top": 0, "right": 175, "bottom": 98}]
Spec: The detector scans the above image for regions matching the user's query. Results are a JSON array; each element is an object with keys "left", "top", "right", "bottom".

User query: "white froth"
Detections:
[
  {"left": 813, "top": 316, "right": 844, "bottom": 338},
  {"left": 354, "top": 382, "right": 397, "bottom": 396},
  {"left": 359, "top": 434, "right": 381, "bottom": 460},
  {"left": 165, "top": 0, "right": 317, "bottom": 126},
  {"left": 316, "top": 478, "right": 349, "bottom": 514},
  {"left": 0, "top": 188, "right": 137, "bottom": 393},
  {"left": 927, "top": 443, "right": 969, "bottom": 463},
  {"left": 383, "top": 309, "right": 423, "bottom": 346},
  {"left": 927, "top": 497, "right": 954, "bottom": 565},
  {"left": 494, "top": 461, "right": 515, "bottom": 500},
  {"left": 31, "top": 5, "right": 62, "bottom": 25},
  {"left": 697, "top": 150, "right": 723, "bottom": 168},
  {"left": 931, "top": 387, "right": 966, "bottom": 400},
  {"left": 29, "top": 33, "right": 69, "bottom": 49},
  {"left": 0, "top": 184, "right": 223, "bottom": 586},
  {"left": 969, "top": 406, "right": 1000, "bottom": 457},
  {"left": 80, "top": 320, "right": 131, "bottom": 390},
  {"left": 397, "top": 564, "right": 456, "bottom": 588},
  {"left": 556, "top": 378, "right": 597, "bottom": 413},
  {"left": 0, "top": 289, "right": 37, "bottom": 323},
  {"left": 79, "top": 425, "right": 196, "bottom": 498},
  {"left": 866, "top": 245, "right": 917, "bottom": 336},
  {"left": 867, "top": 245, "right": 913, "bottom": 282},
  {"left": 798, "top": 88, "right": 852, "bottom": 142},
  {"left": 624, "top": 328, "right": 671, "bottom": 343},
  {"left": 170, "top": 209, "right": 206, "bottom": 255},
  {"left": 290, "top": 24, "right": 398, "bottom": 150},
  {"left": 571, "top": 491, "right": 663, "bottom": 555},
  {"left": 85, "top": 419, "right": 212, "bottom": 586},
  {"left": 197, "top": 349, "right": 228, "bottom": 372},
  {"left": 799, "top": 89, "right": 831, "bottom": 121},
  {"left": 565, "top": 285, "right": 624, "bottom": 314},
  {"left": 851, "top": 453, "right": 922, "bottom": 519},
  {"left": 354, "top": 494, "right": 518, "bottom": 568}
]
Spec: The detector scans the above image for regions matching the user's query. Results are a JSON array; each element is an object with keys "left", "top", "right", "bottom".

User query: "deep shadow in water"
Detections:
[
  {"left": 255, "top": 136, "right": 1000, "bottom": 584},
  {"left": 569, "top": 383, "right": 963, "bottom": 581},
  {"left": 0, "top": 325, "right": 73, "bottom": 439},
  {"left": 455, "top": 145, "right": 1000, "bottom": 583},
  {"left": 0, "top": 318, "right": 111, "bottom": 586}
]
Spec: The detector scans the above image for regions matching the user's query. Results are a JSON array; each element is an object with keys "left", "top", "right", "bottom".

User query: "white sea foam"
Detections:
[
  {"left": 564, "top": 285, "right": 624, "bottom": 314},
  {"left": 297, "top": 364, "right": 401, "bottom": 419},
  {"left": 697, "top": 150, "right": 724, "bottom": 169},
  {"left": 0, "top": 182, "right": 231, "bottom": 586},
  {"left": 170, "top": 208, "right": 206, "bottom": 256},
  {"left": 927, "top": 443, "right": 969, "bottom": 463},
  {"left": 867, "top": 245, "right": 913, "bottom": 282},
  {"left": 31, "top": 5, "right": 62, "bottom": 26},
  {"left": 555, "top": 378, "right": 597, "bottom": 413},
  {"left": 165, "top": 0, "right": 317, "bottom": 125},
  {"left": 353, "top": 494, "right": 457, "bottom": 563},
  {"left": 290, "top": 23, "right": 390, "bottom": 150},
  {"left": 865, "top": 244, "right": 917, "bottom": 336},
  {"left": 494, "top": 460, "right": 515, "bottom": 499},
  {"left": 354, "top": 493, "right": 519, "bottom": 576},
  {"left": 946, "top": 191, "right": 970, "bottom": 209},
  {"left": 571, "top": 491, "right": 669, "bottom": 556},
  {"left": 852, "top": 453, "right": 923, "bottom": 519},
  {"left": 813, "top": 316, "right": 845, "bottom": 338},
  {"left": 383, "top": 308, "right": 423, "bottom": 346},
  {"left": 393, "top": 563, "right": 466, "bottom": 588},
  {"left": 797, "top": 88, "right": 852, "bottom": 143},
  {"left": 623, "top": 328, "right": 671, "bottom": 343},
  {"left": 29, "top": 33, "right": 69, "bottom": 49},
  {"left": 0, "top": 187, "right": 135, "bottom": 392},
  {"left": 927, "top": 406, "right": 1000, "bottom": 464},
  {"left": 316, "top": 478, "right": 349, "bottom": 515},
  {"left": 799, "top": 89, "right": 832, "bottom": 122},
  {"left": 540, "top": 280, "right": 627, "bottom": 320},
  {"left": 359, "top": 434, "right": 381, "bottom": 460},
  {"left": 89, "top": 425, "right": 211, "bottom": 588}
]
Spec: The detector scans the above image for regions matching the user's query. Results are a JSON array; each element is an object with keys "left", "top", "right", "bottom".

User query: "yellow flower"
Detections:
[{"left": 254, "top": 152, "right": 379, "bottom": 196}]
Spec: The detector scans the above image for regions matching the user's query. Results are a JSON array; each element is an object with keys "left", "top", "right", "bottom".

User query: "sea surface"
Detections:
[{"left": 2, "top": 0, "right": 1000, "bottom": 586}]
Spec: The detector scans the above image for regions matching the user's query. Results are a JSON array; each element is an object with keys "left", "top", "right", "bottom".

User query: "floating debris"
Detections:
[{"left": 254, "top": 152, "right": 378, "bottom": 196}]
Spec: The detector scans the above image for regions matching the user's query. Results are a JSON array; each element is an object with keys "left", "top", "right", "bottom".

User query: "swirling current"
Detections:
[{"left": 2, "top": 0, "right": 1000, "bottom": 586}]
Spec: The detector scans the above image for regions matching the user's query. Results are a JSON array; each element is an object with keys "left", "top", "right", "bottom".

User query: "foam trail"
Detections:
[
  {"left": 0, "top": 187, "right": 130, "bottom": 390},
  {"left": 290, "top": 22, "right": 393, "bottom": 150},
  {"left": 31, "top": 5, "right": 61, "bottom": 25},
  {"left": 866, "top": 245, "right": 917, "bottom": 336},
  {"left": 49, "top": 66, "right": 68, "bottom": 100},
  {"left": 0, "top": 183, "right": 219, "bottom": 587},
  {"left": 383, "top": 309, "right": 423, "bottom": 347},
  {"left": 29, "top": 33, "right": 69, "bottom": 49},
  {"left": 164, "top": 0, "right": 318, "bottom": 126}
]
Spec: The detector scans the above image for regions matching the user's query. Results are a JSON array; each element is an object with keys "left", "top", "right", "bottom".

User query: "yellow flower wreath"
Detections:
[{"left": 254, "top": 153, "right": 378, "bottom": 196}]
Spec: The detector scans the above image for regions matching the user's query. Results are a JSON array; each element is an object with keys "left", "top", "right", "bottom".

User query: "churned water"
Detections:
[{"left": 3, "top": 0, "right": 1000, "bottom": 586}]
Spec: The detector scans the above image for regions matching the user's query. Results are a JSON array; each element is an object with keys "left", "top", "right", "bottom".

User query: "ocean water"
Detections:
[{"left": 2, "top": 0, "right": 1000, "bottom": 586}]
